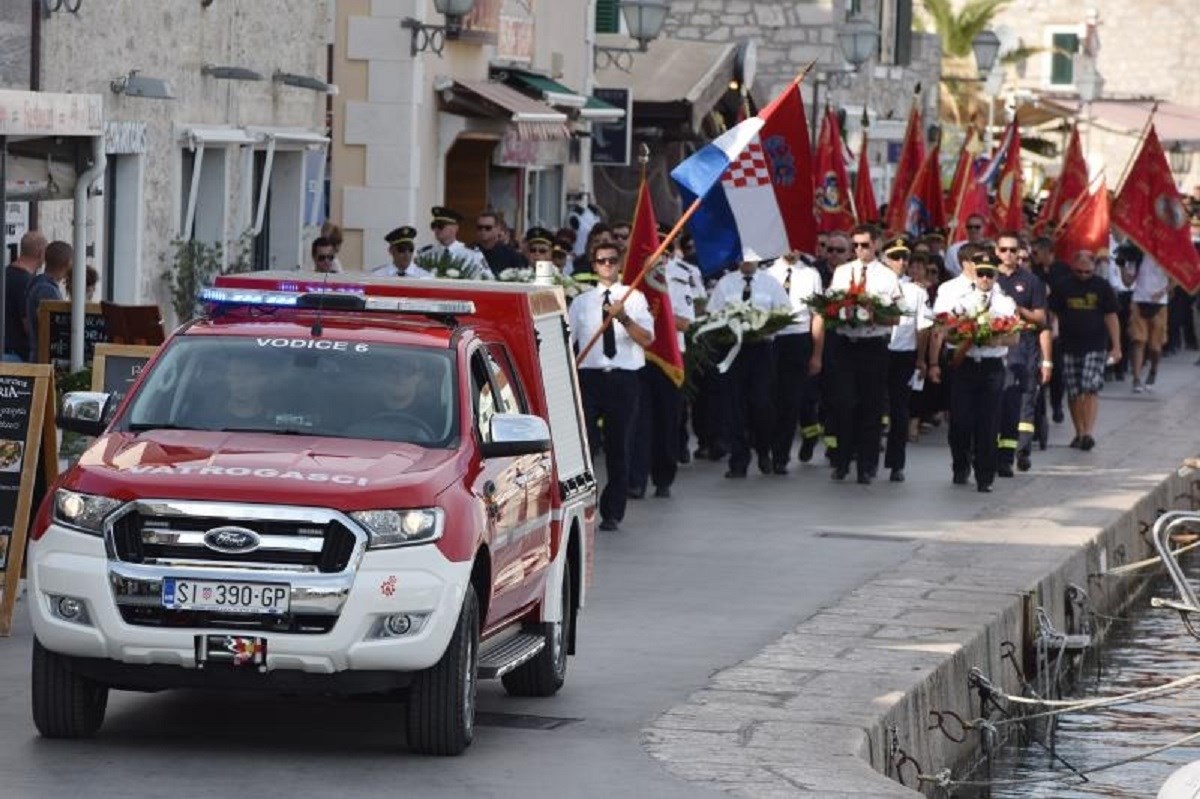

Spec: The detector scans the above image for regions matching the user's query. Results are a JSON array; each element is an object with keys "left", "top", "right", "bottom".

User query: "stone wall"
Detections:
[
  {"left": 0, "top": 2, "right": 31, "bottom": 90},
  {"left": 35, "top": 0, "right": 329, "bottom": 307}
]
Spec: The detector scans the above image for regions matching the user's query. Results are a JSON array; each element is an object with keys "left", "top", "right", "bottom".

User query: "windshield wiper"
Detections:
[
  {"left": 217, "top": 426, "right": 310, "bottom": 436},
  {"left": 127, "top": 422, "right": 198, "bottom": 432}
]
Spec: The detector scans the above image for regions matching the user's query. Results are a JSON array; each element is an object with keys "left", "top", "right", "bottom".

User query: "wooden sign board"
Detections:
[
  {"left": 92, "top": 344, "right": 157, "bottom": 411},
  {"left": 0, "top": 364, "right": 57, "bottom": 636},
  {"left": 36, "top": 300, "right": 108, "bottom": 370}
]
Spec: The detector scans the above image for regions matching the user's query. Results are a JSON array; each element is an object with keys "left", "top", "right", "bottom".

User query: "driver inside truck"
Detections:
[
  {"left": 188, "top": 349, "right": 275, "bottom": 430},
  {"left": 349, "top": 355, "right": 447, "bottom": 443}
]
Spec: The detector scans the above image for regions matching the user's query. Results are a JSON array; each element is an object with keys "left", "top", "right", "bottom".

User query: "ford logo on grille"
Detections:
[{"left": 203, "top": 526, "right": 261, "bottom": 554}]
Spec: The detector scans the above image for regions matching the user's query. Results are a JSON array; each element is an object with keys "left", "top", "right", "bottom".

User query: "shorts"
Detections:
[
  {"left": 1062, "top": 351, "right": 1107, "bottom": 398},
  {"left": 1128, "top": 303, "right": 1167, "bottom": 350}
]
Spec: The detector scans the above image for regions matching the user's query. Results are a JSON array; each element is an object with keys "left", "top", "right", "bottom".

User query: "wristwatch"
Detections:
[{"left": 1041, "top": 360, "right": 1054, "bottom": 368}]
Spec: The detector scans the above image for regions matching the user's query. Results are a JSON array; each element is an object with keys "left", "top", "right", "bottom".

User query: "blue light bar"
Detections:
[{"left": 199, "top": 287, "right": 303, "bottom": 306}]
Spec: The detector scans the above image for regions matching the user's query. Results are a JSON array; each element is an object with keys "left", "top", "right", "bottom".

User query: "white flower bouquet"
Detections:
[{"left": 691, "top": 301, "right": 796, "bottom": 372}]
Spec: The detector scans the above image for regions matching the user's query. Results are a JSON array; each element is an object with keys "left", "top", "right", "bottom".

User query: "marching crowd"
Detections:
[{"left": 305, "top": 201, "right": 1198, "bottom": 534}]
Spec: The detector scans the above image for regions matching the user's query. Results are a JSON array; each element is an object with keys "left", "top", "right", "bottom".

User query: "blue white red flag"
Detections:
[{"left": 670, "top": 80, "right": 815, "bottom": 275}]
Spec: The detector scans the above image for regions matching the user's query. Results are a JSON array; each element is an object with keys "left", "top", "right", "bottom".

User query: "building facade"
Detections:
[{"left": 11, "top": 0, "right": 330, "bottom": 317}]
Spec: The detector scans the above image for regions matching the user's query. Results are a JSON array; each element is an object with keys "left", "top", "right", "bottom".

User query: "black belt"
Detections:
[{"left": 840, "top": 335, "right": 889, "bottom": 344}]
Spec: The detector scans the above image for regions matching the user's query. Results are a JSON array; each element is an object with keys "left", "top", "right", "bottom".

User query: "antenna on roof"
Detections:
[{"left": 311, "top": 267, "right": 330, "bottom": 337}]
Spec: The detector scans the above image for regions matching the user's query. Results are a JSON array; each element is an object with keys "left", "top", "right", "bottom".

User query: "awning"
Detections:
[
  {"left": 439, "top": 78, "right": 571, "bottom": 141},
  {"left": 245, "top": 126, "right": 331, "bottom": 147},
  {"left": 493, "top": 67, "right": 625, "bottom": 123},
  {"left": 180, "top": 125, "right": 261, "bottom": 147},
  {"left": 579, "top": 95, "right": 625, "bottom": 123},
  {"left": 1015, "top": 95, "right": 1200, "bottom": 150},
  {"left": 594, "top": 37, "right": 738, "bottom": 133}
]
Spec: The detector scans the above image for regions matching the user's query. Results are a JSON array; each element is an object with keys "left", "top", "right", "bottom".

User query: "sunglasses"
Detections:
[
  {"left": 614, "top": 232, "right": 630, "bottom": 240},
  {"left": 595, "top": 256, "right": 621, "bottom": 265},
  {"left": 853, "top": 241, "right": 873, "bottom": 249},
  {"left": 997, "top": 246, "right": 1017, "bottom": 253},
  {"left": 529, "top": 246, "right": 551, "bottom": 255},
  {"left": 315, "top": 254, "right": 336, "bottom": 262},
  {"left": 1071, "top": 269, "right": 1093, "bottom": 276},
  {"left": 827, "top": 246, "right": 848, "bottom": 254},
  {"left": 888, "top": 252, "right": 910, "bottom": 260},
  {"left": 975, "top": 269, "right": 998, "bottom": 278},
  {"left": 476, "top": 224, "right": 494, "bottom": 231}
]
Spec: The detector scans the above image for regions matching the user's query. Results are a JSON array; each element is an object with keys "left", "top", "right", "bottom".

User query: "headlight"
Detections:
[
  {"left": 53, "top": 490, "right": 123, "bottom": 535},
  {"left": 351, "top": 508, "right": 444, "bottom": 549}
]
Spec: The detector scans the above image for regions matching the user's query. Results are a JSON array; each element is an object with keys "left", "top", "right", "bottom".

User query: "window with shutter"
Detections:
[
  {"left": 596, "top": 0, "right": 619, "bottom": 34},
  {"left": 1050, "top": 32, "right": 1079, "bottom": 85}
]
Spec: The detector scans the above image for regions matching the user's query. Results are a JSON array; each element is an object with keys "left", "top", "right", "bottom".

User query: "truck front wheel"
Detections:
[
  {"left": 501, "top": 565, "right": 570, "bottom": 697},
  {"left": 405, "top": 585, "right": 479, "bottom": 756},
  {"left": 31, "top": 638, "right": 108, "bottom": 739}
]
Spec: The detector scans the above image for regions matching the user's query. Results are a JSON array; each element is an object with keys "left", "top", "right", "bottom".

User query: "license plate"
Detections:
[{"left": 162, "top": 578, "right": 290, "bottom": 615}]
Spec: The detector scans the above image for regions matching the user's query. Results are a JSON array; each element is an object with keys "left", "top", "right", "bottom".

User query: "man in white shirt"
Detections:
[
  {"left": 707, "top": 259, "right": 791, "bottom": 478},
  {"left": 370, "top": 226, "right": 431, "bottom": 278},
  {"left": 568, "top": 241, "right": 654, "bottom": 532},
  {"left": 882, "top": 236, "right": 932, "bottom": 483},
  {"left": 827, "top": 224, "right": 902, "bottom": 484},
  {"left": 766, "top": 251, "right": 825, "bottom": 473},
  {"left": 932, "top": 246, "right": 1018, "bottom": 493},
  {"left": 943, "top": 213, "right": 988, "bottom": 277},
  {"left": 629, "top": 253, "right": 696, "bottom": 499},
  {"left": 1127, "top": 249, "right": 1169, "bottom": 392},
  {"left": 415, "top": 206, "right": 492, "bottom": 280}
]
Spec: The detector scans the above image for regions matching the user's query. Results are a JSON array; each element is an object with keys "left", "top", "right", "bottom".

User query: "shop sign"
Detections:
[
  {"left": 0, "top": 90, "right": 102, "bottom": 137},
  {"left": 498, "top": 14, "right": 534, "bottom": 62},
  {"left": 494, "top": 130, "right": 568, "bottom": 168}
]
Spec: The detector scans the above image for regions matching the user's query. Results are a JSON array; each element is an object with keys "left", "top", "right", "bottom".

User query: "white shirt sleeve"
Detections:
[{"left": 623, "top": 288, "right": 655, "bottom": 342}]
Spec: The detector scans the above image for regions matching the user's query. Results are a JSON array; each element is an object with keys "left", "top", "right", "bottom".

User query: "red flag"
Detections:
[
  {"left": 854, "top": 133, "right": 878, "bottom": 225},
  {"left": 948, "top": 127, "right": 979, "bottom": 216},
  {"left": 1112, "top": 125, "right": 1200, "bottom": 293},
  {"left": 950, "top": 168, "right": 991, "bottom": 242},
  {"left": 885, "top": 104, "right": 925, "bottom": 233},
  {"left": 623, "top": 178, "right": 685, "bottom": 386},
  {"left": 901, "top": 142, "right": 946, "bottom": 237},
  {"left": 1054, "top": 179, "right": 1110, "bottom": 263},
  {"left": 813, "top": 107, "right": 856, "bottom": 233},
  {"left": 1036, "top": 128, "right": 1088, "bottom": 235},
  {"left": 990, "top": 120, "right": 1024, "bottom": 232}
]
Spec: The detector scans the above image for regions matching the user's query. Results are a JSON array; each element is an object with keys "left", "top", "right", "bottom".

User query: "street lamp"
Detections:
[
  {"left": 810, "top": 18, "right": 879, "bottom": 146},
  {"left": 596, "top": 0, "right": 671, "bottom": 72},
  {"left": 972, "top": 29, "right": 1002, "bottom": 148},
  {"left": 401, "top": 0, "right": 478, "bottom": 57},
  {"left": 1076, "top": 59, "right": 1105, "bottom": 160}
]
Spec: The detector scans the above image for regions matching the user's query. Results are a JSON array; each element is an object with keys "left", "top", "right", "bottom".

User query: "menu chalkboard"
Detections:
[
  {"left": 0, "top": 363, "right": 54, "bottom": 636},
  {"left": 92, "top": 344, "right": 158, "bottom": 411},
  {"left": 36, "top": 300, "right": 108, "bottom": 369}
]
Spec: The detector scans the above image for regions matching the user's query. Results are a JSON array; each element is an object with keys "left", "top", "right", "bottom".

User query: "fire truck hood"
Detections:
[{"left": 63, "top": 430, "right": 463, "bottom": 510}]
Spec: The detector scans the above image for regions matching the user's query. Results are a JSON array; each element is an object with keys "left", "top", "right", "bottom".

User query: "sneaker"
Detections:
[
  {"left": 1132, "top": 381, "right": 1145, "bottom": 394},
  {"left": 1147, "top": 368, "right": 1157, "bottom": 385},
  {"left": 977, "top": 483, "right": 994, "bottom": 493},
  {"left": 889, "top": 468, "right": 905, "bottom": 483},
  {"left": 1069, "top": 436, "right": 1082, "bottom": 448},
  {"left": 1080, "top": 435, "right": 1096, "bottom": 451}
]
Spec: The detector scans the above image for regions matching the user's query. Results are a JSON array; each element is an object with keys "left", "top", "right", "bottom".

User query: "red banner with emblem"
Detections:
[
  {"left": 813, "top": 107, "right": 856, "bottom": 233},
  {"left": 854, "top": 132, "right": 879, "bottom": 225},
  {"left": 902, "top": 142, "right": 946, "bottom": 237},
  {"left": 884, "top": 104, "right": 925, "bottom": 234},
  {"left": 990, "top": 120, "right": 1024, "bottom": 232},
  {"left": 1036, "top": 127, "right": 1088, "bottom": 236},
  {"left": 948, "top": 127, "right": 978, "bottom": 216},
  {"left": 623, "top": 179, "right": 685, "bottom": 385},
  {"left": 1112, "top": 125, "right": 1200, "bottom": 293},
  {"left": 1055, "top": 179, "right": 1109, "bottom": 263}
]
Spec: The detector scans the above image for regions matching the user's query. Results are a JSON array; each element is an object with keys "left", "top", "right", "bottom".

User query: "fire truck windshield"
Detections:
[{"left": 122, "top": 336, "right": 459, "bottom": 447}]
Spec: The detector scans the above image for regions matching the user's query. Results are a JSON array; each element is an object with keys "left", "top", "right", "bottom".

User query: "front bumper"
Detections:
[{"left": 29, "top": 524, "right": 472, "bottom": 675}]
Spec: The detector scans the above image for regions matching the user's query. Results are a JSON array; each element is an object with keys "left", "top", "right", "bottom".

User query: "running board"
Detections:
[{"left": 477, "top": 633, "right": 545, "bottom": 679}]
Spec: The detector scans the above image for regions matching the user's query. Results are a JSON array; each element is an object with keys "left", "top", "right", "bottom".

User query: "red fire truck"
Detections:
[{"left": 29, "top": 273, "right": 596, "bottom": 755}]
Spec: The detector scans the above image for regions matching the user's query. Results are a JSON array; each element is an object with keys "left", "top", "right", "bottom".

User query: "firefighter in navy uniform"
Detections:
[
  {"left": 932, "top": 248, "right": 1018, "bottom": 492},
  {"left": 995, "top": 231, "right": 1051, "bottom": 475}
]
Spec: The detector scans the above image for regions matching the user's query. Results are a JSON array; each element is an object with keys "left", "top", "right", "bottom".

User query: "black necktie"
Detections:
[
  {"left": 783, "top": 268, "right": 792, "bottom": 293},
  {"left": 742, "top": 275, "right": 753, "bottom": 302},
  {"left": 602, "top": 290, "right": 617, "bottom": 359}
]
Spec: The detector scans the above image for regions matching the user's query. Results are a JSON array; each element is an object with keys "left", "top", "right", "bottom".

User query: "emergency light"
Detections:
[{"left": 198, "top": 286, "right": 476, "bottom": 316}]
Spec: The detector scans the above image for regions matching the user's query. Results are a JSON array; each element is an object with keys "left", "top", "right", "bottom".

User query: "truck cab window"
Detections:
[
  {"left": 471, "top": 351, "right": 501, "bottom": 442},
  {"left": 483, "top": 344, "right": 526, "bottom": 414}
]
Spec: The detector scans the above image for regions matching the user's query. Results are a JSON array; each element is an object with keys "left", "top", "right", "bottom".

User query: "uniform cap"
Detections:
[
  {"left": 525, "top": 227, "right": 554, "bottom": 248},
  {"left": 883, "top": 236, "right": 911, "bottom": 257},
  {"left": 973, "top": 249, "right": 1000, "bottom": 268},
  {"left": 385, "top": 226, "right": 417, "bottom": 246},
  {"left": 431, "top": 206, "right": 463, "bottom": 226}
]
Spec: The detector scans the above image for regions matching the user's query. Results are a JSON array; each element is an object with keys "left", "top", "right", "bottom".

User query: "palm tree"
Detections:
[{"left": 920, "top": 0, "right": 1038, "bottom": 127}]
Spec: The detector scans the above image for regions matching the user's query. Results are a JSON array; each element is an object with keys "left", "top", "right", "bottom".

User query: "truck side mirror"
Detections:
[
  {"left": 480, "top": 413, "right": 551, "bottom": 459},
  {"left": 58, "top": 391, "right": 113, "bottom": 437}
]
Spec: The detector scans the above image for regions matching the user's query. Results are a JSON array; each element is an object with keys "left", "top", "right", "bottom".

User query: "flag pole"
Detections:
[
  {"left": 1115, "top": 101, "right": 1159, "bottom": 197},
  {"left": 576, "top": 65, "right": 815, "bottom": 366},
  {"left": 1051, "top": 172, "right": 1107, "bottom": 240}
]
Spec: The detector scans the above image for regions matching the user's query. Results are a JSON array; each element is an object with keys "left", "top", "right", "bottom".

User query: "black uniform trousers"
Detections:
[
  {"left": 724, "top": 340, "right": 774, "bottom": 473},
  {"left": 884, "top": 349, "right": 918, "bottom": 471},
  {"left": 579, "top": 368, "right": 640, "bottom": 523},
  {"left": 830, "top": 335, "right": 889, "bottom": 476},
  {"left": 998, "top": 355, "right": 1039, "bottom": 467},
  {"left": 771, "top": 332, "right": 815, "bottom": 468},
  {"left": 949, "top": 357, "right": 1006, "bottom": 486},
  {"left": 630, "top": 365, "right": 683, "bottom": 492}
]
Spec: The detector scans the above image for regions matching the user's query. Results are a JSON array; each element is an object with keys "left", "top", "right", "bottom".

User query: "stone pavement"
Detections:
[{"left": 644, "top": 357, "right": 1200, "bottom": 797}]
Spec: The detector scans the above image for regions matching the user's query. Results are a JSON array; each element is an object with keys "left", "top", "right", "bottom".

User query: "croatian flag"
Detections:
[{"left": 671, "top": 81, "right": 815, "bottom": 275}]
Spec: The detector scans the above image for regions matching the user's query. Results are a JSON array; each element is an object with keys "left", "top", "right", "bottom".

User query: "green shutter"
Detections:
[
  {"left": 596, "top": 0, "right": 619, "bottom": 34},
  {"left": 1050, "top": 32, "right": 1079, "bottom": 85}
]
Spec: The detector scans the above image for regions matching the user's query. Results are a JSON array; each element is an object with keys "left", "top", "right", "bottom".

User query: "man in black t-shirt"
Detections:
[
  {"left": 1047, "top": 251, "right": 1121, "bottom": 452},
  {"left": 4, "top": 231, "right": 46, "bottom": 361}
]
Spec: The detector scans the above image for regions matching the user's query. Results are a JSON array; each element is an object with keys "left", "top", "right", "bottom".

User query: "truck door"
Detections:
[
  {"left": 469, "top": 349, "right": 529, "bottom": 626},
  {"left": 484, "top": 344, "right": 553, "bottom": 608}
]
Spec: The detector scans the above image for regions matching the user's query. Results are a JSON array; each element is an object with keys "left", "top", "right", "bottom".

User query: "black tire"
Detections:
[
  {"left": 31, "top": 638, "right": 108, "bottom": 739},
  {"left": 501, "top": 566, "right": 571, "bottom": 698},
  {"left": 406, "top": 585, "right": 479, "bottom": 756}
]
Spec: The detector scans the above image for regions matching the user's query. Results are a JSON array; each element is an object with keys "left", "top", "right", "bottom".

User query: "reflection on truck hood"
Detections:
[{"left": 66, "top": 430, "right": 462, "bottom": 510}]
